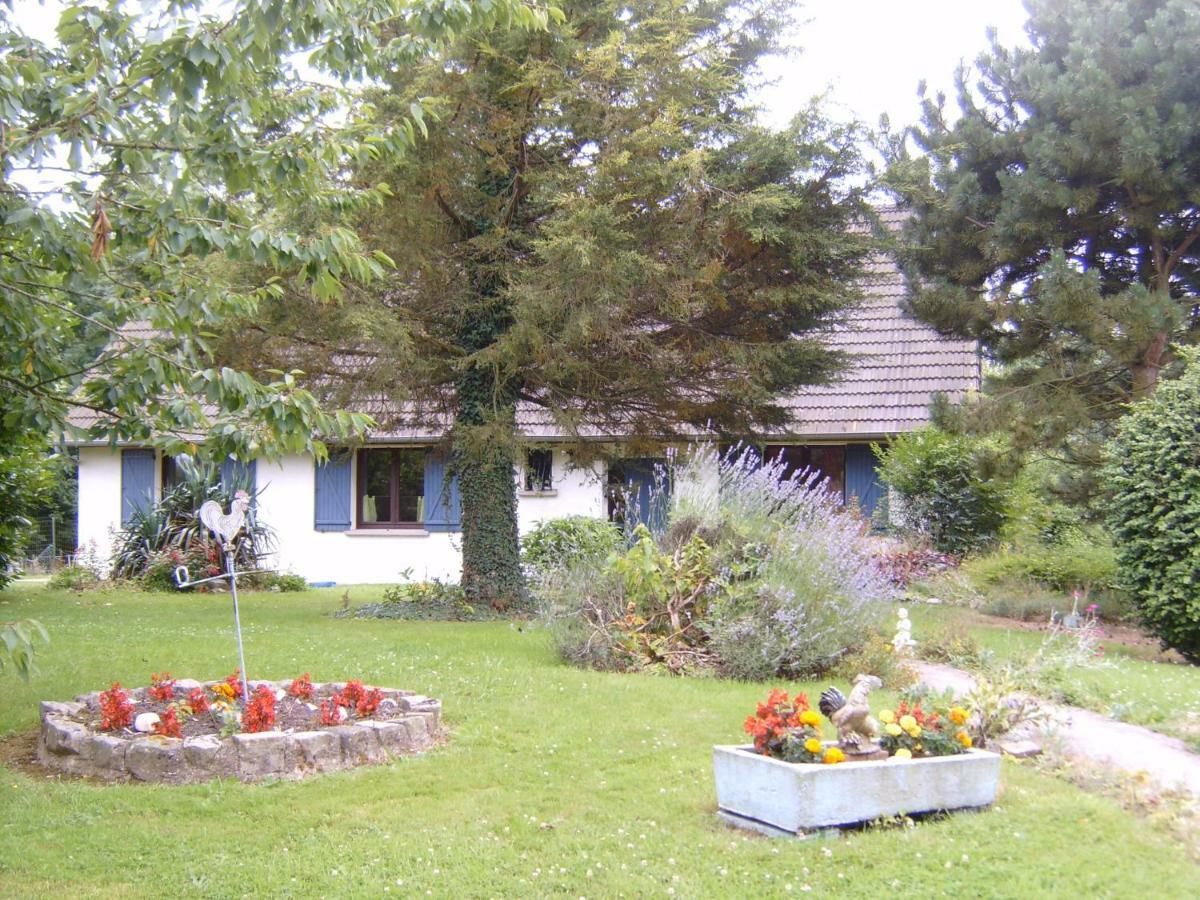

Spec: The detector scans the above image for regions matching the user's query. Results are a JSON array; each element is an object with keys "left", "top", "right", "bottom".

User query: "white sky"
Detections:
[{"left": 756, "top": 0, "right": 1032, "bottom": 130}]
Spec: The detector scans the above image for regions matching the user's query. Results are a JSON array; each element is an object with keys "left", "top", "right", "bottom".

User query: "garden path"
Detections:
[{"left": 911, "top": 660, "right": 1200, "bottom": 799}]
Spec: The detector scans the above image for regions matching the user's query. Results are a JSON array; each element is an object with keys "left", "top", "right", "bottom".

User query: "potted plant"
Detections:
[{"left": 713, "top": 678, "right": 1001, "bottom": 836}]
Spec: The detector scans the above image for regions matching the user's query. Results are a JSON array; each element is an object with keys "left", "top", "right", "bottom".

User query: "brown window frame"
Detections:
[{"left": 355, "top": 448, "right": 425, "bottom": 529}]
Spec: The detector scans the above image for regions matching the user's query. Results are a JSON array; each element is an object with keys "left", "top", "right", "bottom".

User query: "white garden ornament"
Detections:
[
  {"left": 174, "top": 490, "right": 260, "bottom": 703},
  {"left": 892, "top": 607, "right": 916, "bottom": 655}
]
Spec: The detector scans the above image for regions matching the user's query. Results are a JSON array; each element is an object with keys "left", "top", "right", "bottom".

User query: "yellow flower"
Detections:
[
  {"left": 906, "top": 726, "right": 922, "bottom": 739},
  {"left": 899, "top": 715, "right": 918, "bottom": 731},
  {"left": 950, "top": 707, "right": 969, "bottom": 726},
  {"left": 804, "top": 737, "right": 823, "bottom": 755},
  {"left": 892, "top": 748, "right": 912, "bottom": 760},
  {"left": 799, "top": 710, "right": 822, "bottom": 728},
  {"left": 885, "top": 723, "right": 903, "bottom": 737},
  {"left": 822, "top": 747, "right": 846, "bottom": 765},
  {"left": 956, "top": 729, "right": 973, "bottom": 748},
  {"left": 879, "top": 709, "right": 896, "bottom": 725}
]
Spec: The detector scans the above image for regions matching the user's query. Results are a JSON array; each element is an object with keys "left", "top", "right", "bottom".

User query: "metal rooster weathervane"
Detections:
[{"left": 174, "top": 490, "right": 264, "bottom": 703}]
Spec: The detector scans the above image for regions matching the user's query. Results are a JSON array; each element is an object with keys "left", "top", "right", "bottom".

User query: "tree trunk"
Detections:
[
  {"left": 1130, "top": 328, "right": 1170, "bottom": 400},
  {"left": 453, "top": 283, "right": 524, "bottom": 610}
]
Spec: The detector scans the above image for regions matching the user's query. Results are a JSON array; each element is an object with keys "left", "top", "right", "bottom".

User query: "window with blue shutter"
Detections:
[
  {"left": 423, "top": 449, "right": 461, "bottom": 532},
  {"left": 120, "top": 449, "right": 156, "bottom": 525},
  {"left": 314, "top": 451, "right": 352, "bottom": 532},
  {"left": 845, "top": 444, "right": 883, "bottom": 520}
]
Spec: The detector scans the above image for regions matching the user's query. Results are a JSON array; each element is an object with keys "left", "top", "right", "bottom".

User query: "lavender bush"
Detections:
[{"left": 536, "top": 445, "right": 894, "bottom": 678}]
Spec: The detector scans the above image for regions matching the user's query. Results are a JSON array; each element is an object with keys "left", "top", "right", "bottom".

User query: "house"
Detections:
[{"left": 67, "top": 209, "right": 979, "bottom": 583}]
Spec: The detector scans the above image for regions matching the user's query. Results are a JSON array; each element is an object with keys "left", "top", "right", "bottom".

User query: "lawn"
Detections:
[
  {"left": 908, "top": 603, "right": 1200, "bottom": 749},
  {"left": 1, "top": 582, "right": 1197, "bottom": 898}
]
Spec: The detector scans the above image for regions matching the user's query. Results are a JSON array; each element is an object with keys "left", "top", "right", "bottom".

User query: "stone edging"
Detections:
[{"left": 37, "top": 681, "right": 442, "bottom": 783}]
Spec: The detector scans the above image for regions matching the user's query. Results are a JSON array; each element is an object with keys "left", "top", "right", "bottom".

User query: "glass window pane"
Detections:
[
  {"left": 809, "top": 446, "right": 846, "bottom": 501},
  {"left": 396, "top": 449, "right": 424, "bottom": 523},
  {"left": 361, "top": 450, "right": 392, "bottom": 523}
]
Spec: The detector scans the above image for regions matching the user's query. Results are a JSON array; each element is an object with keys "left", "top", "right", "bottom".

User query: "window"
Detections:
[
  {"left": 356, "top": 448, "right": 424, "bottom": 527},
  {"left": 524, "top": 449, "right": 553, "bottom": 492},
  {"left": 762, "top": 444, "right": 846, "bottom": 502}
]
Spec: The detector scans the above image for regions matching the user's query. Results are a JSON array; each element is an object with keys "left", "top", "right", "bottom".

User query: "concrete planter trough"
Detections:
[{"left": 713, "top": 744, "right": 1001, "bottom": 837}]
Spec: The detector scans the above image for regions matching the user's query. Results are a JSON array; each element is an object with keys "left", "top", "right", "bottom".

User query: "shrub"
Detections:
[
  {"left": 110, "top": 454, "right": 272, "bottom": 581},
  {"left": 48, "top": 563, "right": 100, "bottom": 592},
  {"left": 1105, "top": 348, "right": 1200, "bottom": 663},
  {"left": 266, "top": 571, "right": 308, "bottom": 592},
  {"left": 521, "top": 516, "right": 622, "bottom": 575},
  {"left": 876, "top": 428, "right": 1006, "bottom": 555},
  {"left": 918, "top": 624, "right": 986, "bottom": 669},
  {"left": 963, "top": 544, "right": 1120, "bottom": 594},
  {"left": 347, "top": 578, "right": 507, "bottom": 621},
  {"left": 832, "top": 633, "right": 917, "bottom": 691},
  {"left": 538, "top": 446, "right": 893, "bottom": 678}
]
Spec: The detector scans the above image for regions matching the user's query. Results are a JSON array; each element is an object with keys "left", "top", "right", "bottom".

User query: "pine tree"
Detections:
[
  {"left": 882, "top": 0, "right": 1200, "bottom": 497},
  {"left": 236, "top": 0, "right": 874, "bottom": 607}
]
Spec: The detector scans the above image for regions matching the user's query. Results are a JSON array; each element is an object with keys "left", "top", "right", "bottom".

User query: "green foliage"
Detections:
[
  {"left": 0, "top": 439, "right": 58, "bottom": 588},
  {"left": 0, "top": 0, "right": 552, "bottom": 460},
  {"left": 876, "top": 428, "right": 1006, "bottom": 555},
  {"left": 266, "top": 572, "right": 308, "bottom": 593},
  {"left": 918, "top": 624, "right": 987, "bottom": 670},
  {"left": 47, "top": 563, "right": 100, "bottom": 592},
  {"left": 0, "top": 618, "right": 49, "bottom": 681},
  {"left": 347, "top": 579, "right": 504, "bottom": 622},
  {"left": 882, "top": 0, "right": 1200, "bottom": 495},
  {"left": 244, "top": 0, "right": 875, "bottom": 606},
  {"left": 1106, "top": 347, "right": 1200, "bottom": 662},
  {"left": 110, "top": 455, "right": 271, "bottom": 582},
  {"left": 539, "top": 447, "right": 893, "bottom": 677},
  {"left": 521, "top": 516, "right": 622, "bottom": 576},
  {"left": 832, "top": 634, "right": 917, "bottom": 691},
  {"left": 963, "top": 544, "right": 1120, "bottom": 594}
]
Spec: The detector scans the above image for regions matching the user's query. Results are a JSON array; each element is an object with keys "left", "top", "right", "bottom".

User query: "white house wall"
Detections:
[
  {"left": 76, "top": 448, "right": 612, "bottom": 584},
  {"left": 76, "top": 446, "right": 129, "bottom": 575}
]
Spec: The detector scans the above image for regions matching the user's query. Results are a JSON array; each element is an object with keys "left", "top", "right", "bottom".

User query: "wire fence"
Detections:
[{"left": 19, "top": 515, "right": 78, "bottom": 573}]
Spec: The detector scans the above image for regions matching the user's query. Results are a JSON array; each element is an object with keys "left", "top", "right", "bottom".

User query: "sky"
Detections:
[{"left": 756, "top": 0, "right": 1032, "bottom": 131}]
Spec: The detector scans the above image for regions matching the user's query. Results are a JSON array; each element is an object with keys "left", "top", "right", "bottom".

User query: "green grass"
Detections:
[
  {"left": 1, "top": 582, "right": 1197, "bottom": 897},
  {"left": 910, "top": 603, "right": 1200, "bottom": 747}
]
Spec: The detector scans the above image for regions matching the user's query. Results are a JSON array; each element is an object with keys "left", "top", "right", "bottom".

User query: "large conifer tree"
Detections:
[
  {"left": 237, "top": 0, "right": 873, "bottom": 606},
  {"left": 883, "top": 0, "right": 1200, "bottom": 493}
]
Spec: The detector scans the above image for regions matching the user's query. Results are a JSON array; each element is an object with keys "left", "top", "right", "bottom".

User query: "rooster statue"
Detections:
[
  {"left": 819, "top": 674, "right": 884, "bottom": 755},
  {"left": 198, "top": 490, "right": 251, "bottom": 549}
]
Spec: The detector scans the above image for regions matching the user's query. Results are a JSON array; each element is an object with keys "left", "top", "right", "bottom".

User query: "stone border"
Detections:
[{"left": 37, "top": 681, "right": 442, "bottom": 784}]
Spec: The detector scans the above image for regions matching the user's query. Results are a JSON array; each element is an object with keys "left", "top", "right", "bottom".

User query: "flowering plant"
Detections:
[
  {"left": 877, "top": 700, "right": 971, "bottom": 759},
  {"left": 148, "top": 672, "right": 177, "bottom": 702},
  {"left": 287, "top": 673, "right": 314, "bottom": 701},
  {"left": 186, "top": 687, "right": 210, "bottom": 715},
  {"left": 242, "top": 685, "right": 277, "bottom": 733},
  {"left": 223, "top": 668, "right": 245, "bottom": 700},
  {"left": 98, "top": 682, "right": 135, "bottom": 731},
  {"left": 743, "top": 689, "right": 842, "bottom": 764},
  {"left": 152, "top": 706, "right": 183, "bottom": 738}
]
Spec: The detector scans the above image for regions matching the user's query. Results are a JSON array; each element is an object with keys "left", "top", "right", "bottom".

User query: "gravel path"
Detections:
[{"left": 911, "top": 660, "right": 1200, "bottom": 798}]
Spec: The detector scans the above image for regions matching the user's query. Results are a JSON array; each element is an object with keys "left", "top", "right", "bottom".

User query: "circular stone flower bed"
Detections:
[{"left": 37, "top": 679, "right": 441, "bottom": 783}]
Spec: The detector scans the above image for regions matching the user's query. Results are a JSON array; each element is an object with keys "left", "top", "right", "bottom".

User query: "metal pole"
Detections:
[{"left": 226, "top": 548, "right": 251, "bottom": 703}]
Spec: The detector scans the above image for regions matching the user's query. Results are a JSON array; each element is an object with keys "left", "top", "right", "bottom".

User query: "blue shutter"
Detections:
[
  {"left": 120, "top": 449, "right": 156, "bottom": 525},
  {"left": 314, "top": 451, "right": 352, "bottom": 532},
  {"left": 219, "top": 458, "right": 257, "bottom": 493},
  {"left": 846, "top": 444, "right": 883, "bottom": 520},
  {"left": 423, "top": 449, "right": 461, "bottom": 532}
]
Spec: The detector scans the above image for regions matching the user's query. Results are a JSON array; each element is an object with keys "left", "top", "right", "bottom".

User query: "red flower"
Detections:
[
  {"left": 186, "top": 687, "right": 210, "bottom": 715},
  {"left": 320, "top": 698, "right": 342, "bottom": 726},
  {"left": 288, "top": 673, "right": 314, "bottom": 701},
  {"left": 153, "top": 706, "right": 183, "bottom": 739},
  {"left": 356, "top": 687, "right": 384, "bottom": 717},
  {"left": 242, "top": 685, "right": 276, "bottom": 733},
  {"left": 149, "top": 672, "right": 176, "bottom": 702},
  {"left": 99, "top": 683, "right": 135, "bottom": 731}
]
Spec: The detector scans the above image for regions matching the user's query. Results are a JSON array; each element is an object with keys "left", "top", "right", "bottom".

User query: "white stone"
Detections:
[
  {"left": 712, "top": 744, "right": 1001, "bottom": 834},
  {"left": 133, "top": 712, "right": 161, "bottom": 733}
]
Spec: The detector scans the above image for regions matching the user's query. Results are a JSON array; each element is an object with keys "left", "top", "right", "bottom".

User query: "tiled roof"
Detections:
[{"left": 66, "top": 207, "right": 977, "bottom": 443}]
